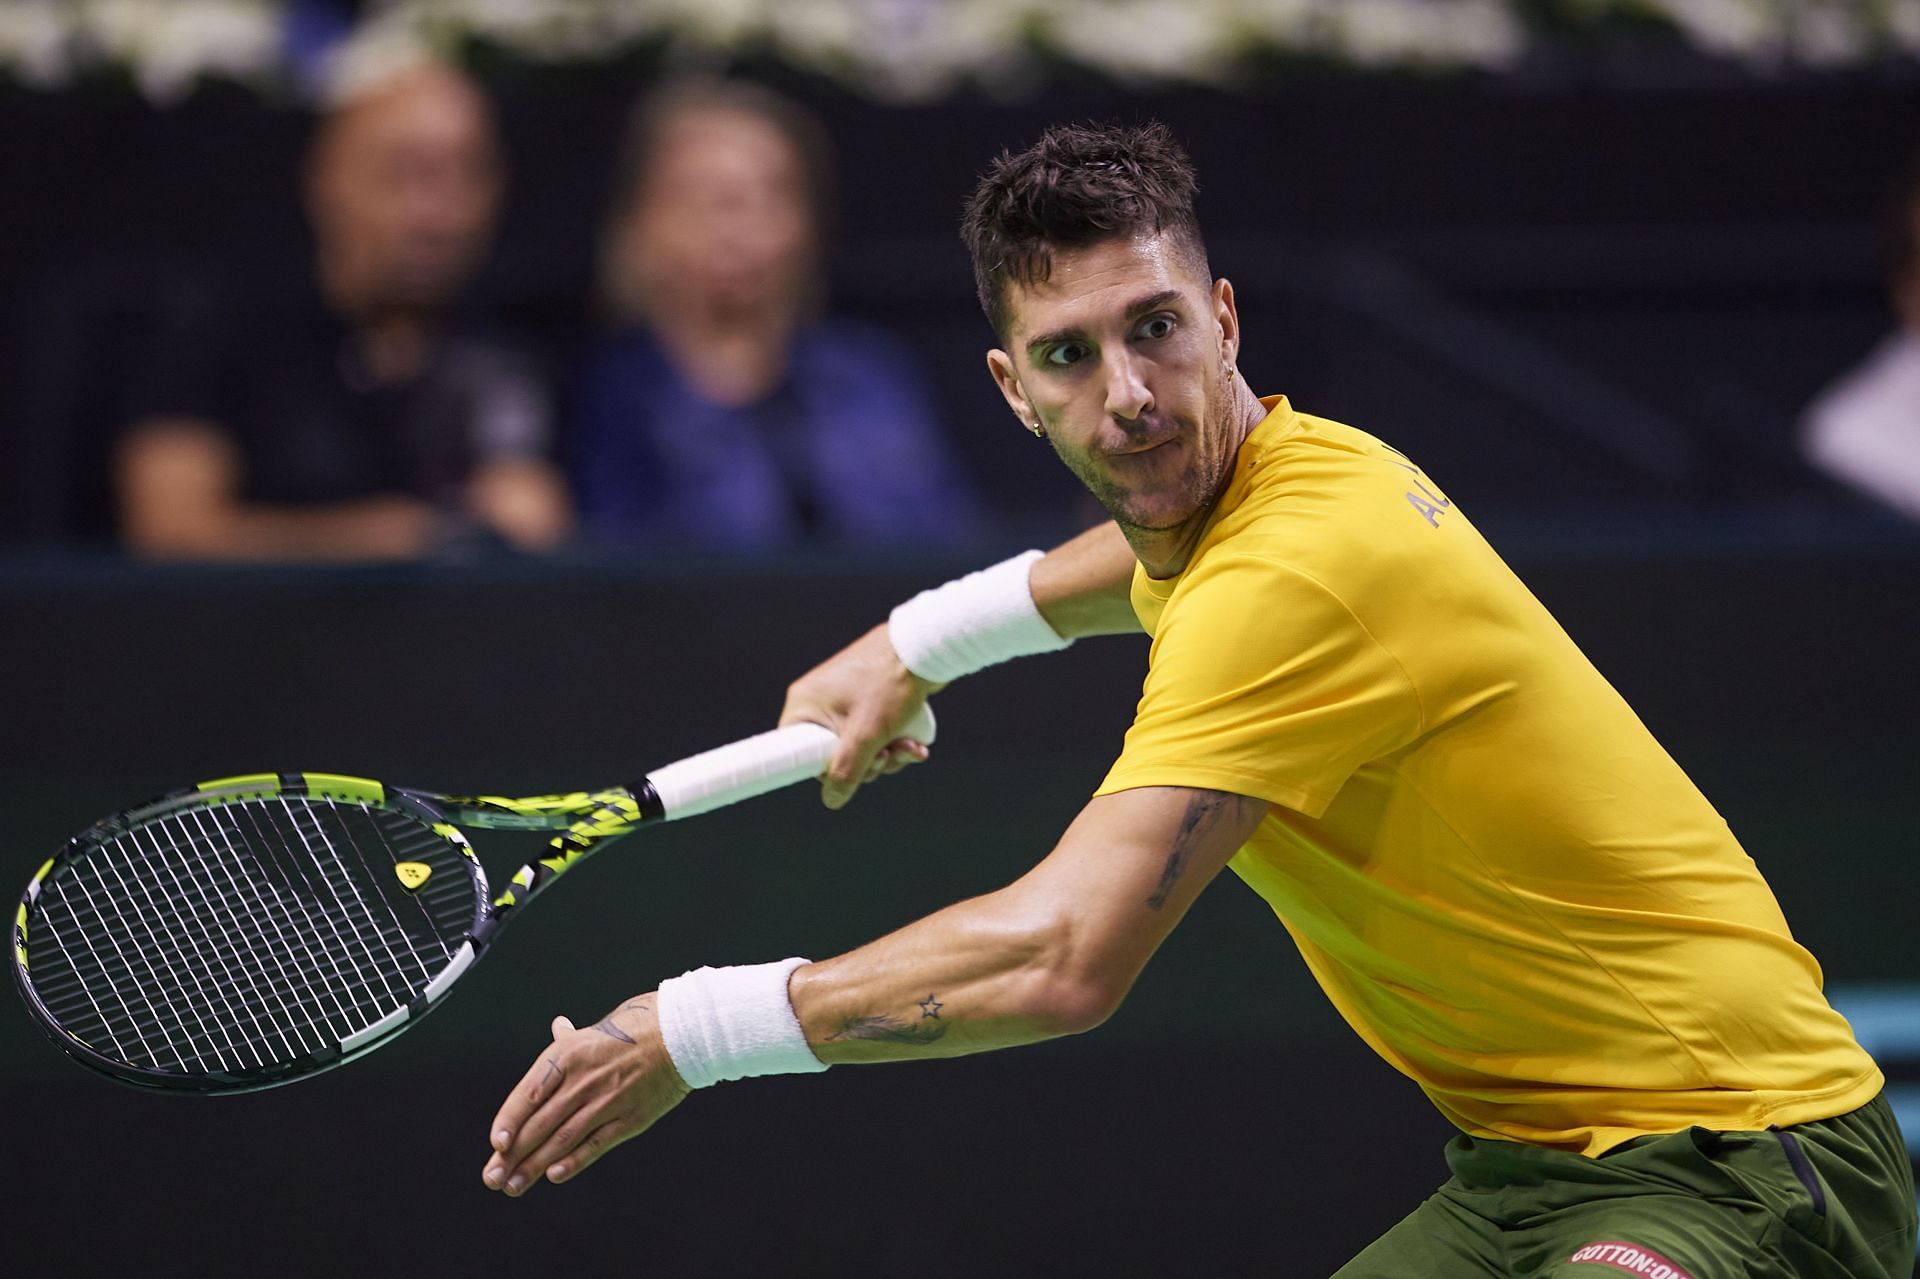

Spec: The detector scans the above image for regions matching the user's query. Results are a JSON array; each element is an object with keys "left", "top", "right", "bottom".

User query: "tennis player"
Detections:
[{"left": 482, "top": 122, "right": 1917, "bottom": 1276}]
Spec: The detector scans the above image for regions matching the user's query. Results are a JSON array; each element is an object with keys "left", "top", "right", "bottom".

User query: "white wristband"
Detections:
[
  {"left": 887, "top": 549, "right": 1072, "bottom": 684},
  {"left": 655, "top": 957, "right": 827, "bottom": 1090}
]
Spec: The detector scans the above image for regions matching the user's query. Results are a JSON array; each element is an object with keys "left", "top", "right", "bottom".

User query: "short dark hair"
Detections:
[{"left": 960, "top": 120, "right": 1210, "bottom": 338}]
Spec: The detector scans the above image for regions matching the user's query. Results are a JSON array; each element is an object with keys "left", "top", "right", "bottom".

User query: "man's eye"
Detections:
[
  {"left": 1138, "top": 315, "right": 1176, "bottom": 340},
  {"left": 1044, "top": 342, "right": 1088, "bottom": 368}
]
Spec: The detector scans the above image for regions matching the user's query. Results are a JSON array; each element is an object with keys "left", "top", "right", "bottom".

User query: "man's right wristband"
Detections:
[
  {"left": 656, "top": 958, "right": 827, "bottom": 1089},
  {"left": 886, "top": 550, "right": 1073, "bottom": 684}
]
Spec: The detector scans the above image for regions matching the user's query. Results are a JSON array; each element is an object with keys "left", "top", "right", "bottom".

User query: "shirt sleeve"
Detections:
[{"left": 1097, "top": 551, "right": 1423, "bottom": 817}]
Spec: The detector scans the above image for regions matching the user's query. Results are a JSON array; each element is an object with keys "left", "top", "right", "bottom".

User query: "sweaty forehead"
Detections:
[{"left": 1001, "top": 232, "right": 1204, "bottom": 344}]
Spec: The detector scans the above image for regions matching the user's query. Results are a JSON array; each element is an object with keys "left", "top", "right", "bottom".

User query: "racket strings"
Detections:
[
  {"left": 89, "top": 810, "right": 348, "bottom": 1071},
  {"left": 27, "top": 797, "right": 476, "bottom": 1078},
  {"left": 128, "top": 804, "right": 390, "bottom": 1069},
  {"left": 248, "top": 800, "right": 440, "bottom": 1001},
  {"left": 41, "top": 817, "right": 359, "bottom": 1072},
  {"left": 60, "top": 816, "right": 351, "bottom": 1071},
  {"left": 44, "top": 805, "right": 446, "bottom": 1072}
]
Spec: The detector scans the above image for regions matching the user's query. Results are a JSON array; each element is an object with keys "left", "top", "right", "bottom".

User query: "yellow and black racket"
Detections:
[{"left": 11, "top": 708, "right": 932, "bottom": 1093}]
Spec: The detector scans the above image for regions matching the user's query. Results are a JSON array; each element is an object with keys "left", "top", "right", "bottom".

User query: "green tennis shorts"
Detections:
[{"left": 1337, "top": 1093, "right": 1917, "bottom": 1278}]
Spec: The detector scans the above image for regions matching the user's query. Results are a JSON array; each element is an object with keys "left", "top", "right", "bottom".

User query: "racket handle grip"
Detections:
[{"left": 647, "top": 704, "right": 937, "bottom": 821}]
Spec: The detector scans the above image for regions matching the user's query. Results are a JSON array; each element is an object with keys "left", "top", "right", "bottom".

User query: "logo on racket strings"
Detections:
[{"left": 394, "top": 862, "right": 433, "bottom": 892}]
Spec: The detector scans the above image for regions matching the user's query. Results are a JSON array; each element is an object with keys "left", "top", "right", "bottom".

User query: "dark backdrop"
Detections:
[
  {"left": 1, "top": 543, "right": 1914, "bottom": 1276},
  {"left": 3, "top": 57, "right": 1919, "bottom": 1277}
]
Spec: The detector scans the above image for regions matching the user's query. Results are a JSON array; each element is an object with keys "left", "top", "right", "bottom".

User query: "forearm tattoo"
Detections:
[
  {"left": 1147, "top": 792, "right": 1255, "bottom": 911},
  {"left": 824, "top": 994, "right": 947, "bottom": 1046}
]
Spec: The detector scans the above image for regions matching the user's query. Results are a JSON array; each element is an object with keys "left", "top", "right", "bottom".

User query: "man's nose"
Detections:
[{"left": 1104, "top": 349, "right": 1152, "bottom": 422}]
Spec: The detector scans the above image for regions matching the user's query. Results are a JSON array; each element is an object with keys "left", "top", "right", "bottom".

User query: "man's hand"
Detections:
[
  {"left": 465, "top": 458, "right": 573, "bottom": 552},
  {"left": 481, "top": 995, "right": 689, "bottom": 1196},
  {"left": 780, "top": 622, "right": 939, "bottom": 809}
]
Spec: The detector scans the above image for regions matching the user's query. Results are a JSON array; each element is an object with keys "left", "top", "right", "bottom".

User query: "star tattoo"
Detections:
[{"left": 917, "top": 994, "right": 943, "bottom": 1020}]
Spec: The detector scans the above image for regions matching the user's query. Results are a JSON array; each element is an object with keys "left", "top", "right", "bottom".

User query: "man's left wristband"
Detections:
[{"left": 655, "top": 957, "right": 828, "bottom": 1089}]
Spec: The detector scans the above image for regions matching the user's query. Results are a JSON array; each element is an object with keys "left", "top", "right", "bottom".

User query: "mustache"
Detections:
[{"left": 1100, "top": 413, "right": 1184, "bottom": 456}]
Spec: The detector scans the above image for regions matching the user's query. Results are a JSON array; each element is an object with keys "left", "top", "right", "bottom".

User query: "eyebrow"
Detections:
[{"left": 1024, "top": 288, "right": 1184, "bottom": 359}]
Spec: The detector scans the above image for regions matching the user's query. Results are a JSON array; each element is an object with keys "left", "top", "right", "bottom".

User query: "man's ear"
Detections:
[
  {"left": 986, "top": 349, "right": 1041, "bottom": 435},
  {"left": 1212, "top": 276, "right": 1240, "bottom": 364}
]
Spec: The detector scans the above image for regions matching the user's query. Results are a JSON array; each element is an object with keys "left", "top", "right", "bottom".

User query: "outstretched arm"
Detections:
[
  {"left": 117, "top": 418, "right": 441, "bottom": 560},
  {"left": 480, "top": 782, "right": 1266, "bottom": 1195},
  {"left": 780, "top": 521, "right": 1141, "bottom": 808},
  {"left": 793, "top": 783, "right": 1259, "bottom": 1060},
  {"left": 117, "top": 418, "right": 573, "bottom": 560}
]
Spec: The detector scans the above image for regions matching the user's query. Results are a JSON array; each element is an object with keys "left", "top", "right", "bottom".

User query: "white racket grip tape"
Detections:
[{"left": 647, "top": 703, "right": 936, "bottom": 821}]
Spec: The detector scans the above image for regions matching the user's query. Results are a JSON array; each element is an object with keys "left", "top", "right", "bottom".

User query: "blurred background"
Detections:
[{"left": 2, "top": 1, "right": 1917, "bottom": 1274}]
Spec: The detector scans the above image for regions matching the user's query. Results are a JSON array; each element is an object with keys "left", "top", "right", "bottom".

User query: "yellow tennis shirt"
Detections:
[{"left": 1095, "top": 397, "right": 1881, "bottom": 1155}]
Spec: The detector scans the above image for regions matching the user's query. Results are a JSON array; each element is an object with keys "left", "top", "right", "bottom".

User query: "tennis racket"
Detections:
[{"left": 11, "top": 707, "right": 933, "bottom": 1094}]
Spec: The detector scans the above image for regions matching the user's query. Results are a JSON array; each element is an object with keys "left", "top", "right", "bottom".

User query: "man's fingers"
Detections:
[
  {"left": 487, "top": 1015, "right": 574, "bottom": 1165},
  {"left": 878, "top": 739, "right": 931, "bottom": 776},
  {"left": 838, "top": 735, "right": 932, "bottom": 796},
  {"left": 822, "top": 713, "right": 891, "bottom": 809},
  {"left": 501, "top": 1096, "right": 626, "bottom": 1195},
  {"left": 488, "top": 1095, "right": 593, "bottom": 1196},
  {"left": 488, "top": 1040, "right": 568, "bottom": 1154},
  {"left": 822, "top": 741, "right": 868, "bottom": 809},
  {"left": 543, "top": 1114, "right": 633, "bottom": 1184},
  {"left": 827, "top": 731, "right": 879, "bottom": 785},
  {"left": 484, "top": 1042, "right": 575, "bottom": 1184}
]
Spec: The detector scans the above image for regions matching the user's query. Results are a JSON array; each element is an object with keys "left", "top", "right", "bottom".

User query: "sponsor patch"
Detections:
[{"left": 1567, "top": 1240, "right": 1695, "bottom": 1279}]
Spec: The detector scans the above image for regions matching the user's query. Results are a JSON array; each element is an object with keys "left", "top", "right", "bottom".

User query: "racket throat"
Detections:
[{"left": 470, "top": 904, "right": 511, "bottom": 948}]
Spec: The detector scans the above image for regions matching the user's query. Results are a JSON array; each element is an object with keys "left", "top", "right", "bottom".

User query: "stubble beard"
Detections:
[{"left": 1064, "top": 367, "right": 1240, "bottom": 537}]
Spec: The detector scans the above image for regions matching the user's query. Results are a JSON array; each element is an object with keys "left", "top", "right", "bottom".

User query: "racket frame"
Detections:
[
  {"left": 11, "top": 770, "right": 651, "bottom": 1094},
  {"left": 12, "top": 709, "right": 929, "bottom": 1093}
]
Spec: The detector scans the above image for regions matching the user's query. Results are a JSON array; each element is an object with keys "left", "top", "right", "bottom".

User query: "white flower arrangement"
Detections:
[
  {"left": 0, "top": 0, "right": 282, "bottom": 102},
  {"left": 0, "top": 0, "right": 1913, "bottom": 104},
  {"left": 0, "top": 0, "right": 74, "bottom": 90}
]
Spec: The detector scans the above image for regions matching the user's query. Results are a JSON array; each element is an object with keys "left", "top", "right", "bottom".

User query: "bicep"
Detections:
[{"left": 1031, "top": 522, "right": 1142, "bottom": 638}]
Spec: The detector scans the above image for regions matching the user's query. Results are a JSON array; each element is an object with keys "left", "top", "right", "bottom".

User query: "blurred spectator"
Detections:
[
  {"left": 115, "top": 58, "right": 572, "bottom": 560},
  {"left": 570, "top": 78, "right": 978, "bottom": 550},
  {"left": 1798, "top": 157, "right": 1920, "bottom": 522}
]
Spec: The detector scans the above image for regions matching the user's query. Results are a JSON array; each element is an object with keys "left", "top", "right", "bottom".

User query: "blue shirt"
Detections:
[{"left": 569, "top": 322, "right": 979, "bottom": 549}]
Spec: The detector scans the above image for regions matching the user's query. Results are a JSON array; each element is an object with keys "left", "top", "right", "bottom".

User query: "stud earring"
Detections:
[{"left": 1027, "top": 420, "right": 1045, "bottom": 438}]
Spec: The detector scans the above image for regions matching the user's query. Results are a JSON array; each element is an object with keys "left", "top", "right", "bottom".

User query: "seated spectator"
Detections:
[
  {"left": 570, "top": 78, "right": 978, "bottom": 550},
  {"left": 1798, "top": 157, "right": 1920, "bottom": 522},
  {"left": 116, "top": 57, "right": 572, "bottom": 560}
]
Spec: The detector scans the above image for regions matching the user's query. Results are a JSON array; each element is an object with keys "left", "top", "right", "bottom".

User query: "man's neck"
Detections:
[
  {"left": 651, "top": 306, "right": 799, "bottom": 408},
  {"left": 317, "top": 260, "right": 441, "bottom": 383}
]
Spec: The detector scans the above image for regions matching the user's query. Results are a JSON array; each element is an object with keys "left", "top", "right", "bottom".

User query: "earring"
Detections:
[{"left": 1027, "top": 420, "right": 1045, "bottom": 438}]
